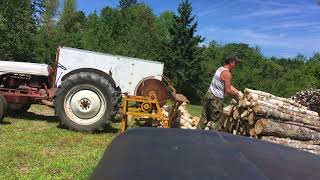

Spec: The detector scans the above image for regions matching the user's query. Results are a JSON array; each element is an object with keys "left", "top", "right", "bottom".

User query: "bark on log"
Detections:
[
  {"left": 245, "top": 88, "right": 308, "bottom": 109},
  {"left": 255, "top": 100, "right": 318, "bottom": 117},
  {"left": 260, "top": 136, "right": 320, "bottom": 152},
  {"left": 254, "top": 105, "right": 320, "bottom": 126},
  {"left": 255, "top": 119, "right": 320, "bottom": 141},
  {"left": 282, "top": 121, "right": 320, "bottom": 132}
]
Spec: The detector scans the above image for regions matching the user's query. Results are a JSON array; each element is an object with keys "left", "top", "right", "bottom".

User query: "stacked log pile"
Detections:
[
  {"left": 219, "top": 88, "right": 320, "bottom": 155},
  {"left": 291, "top": 89, "right": 320, "bottom": 113},
  {"left": 162, "top": 102, "right": 200, "bottom": 129}
]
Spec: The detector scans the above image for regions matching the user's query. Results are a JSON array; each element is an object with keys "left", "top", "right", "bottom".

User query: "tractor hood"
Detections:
[{"left": 0, "top": 60, "right": 49, "bottom": 76}]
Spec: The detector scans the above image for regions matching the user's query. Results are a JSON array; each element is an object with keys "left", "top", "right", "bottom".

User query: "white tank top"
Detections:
[{"left": 209, "top": 66, "right": 228, "bottom": 99}]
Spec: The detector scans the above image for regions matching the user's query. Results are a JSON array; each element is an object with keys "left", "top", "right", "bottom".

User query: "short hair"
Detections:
[{"left": 223, "top": 55, "right": 240, "bottom": 65}]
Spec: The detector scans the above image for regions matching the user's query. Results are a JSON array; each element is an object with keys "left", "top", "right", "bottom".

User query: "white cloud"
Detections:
[
  {"left": 202, "top": 26, "right": 320, "bottom": 57},
  {"left": 237, "top": 9, "right": 301, "bottom": 18},
  {"left": 193, "top": 0, "right": 320, "bottom": 57}
]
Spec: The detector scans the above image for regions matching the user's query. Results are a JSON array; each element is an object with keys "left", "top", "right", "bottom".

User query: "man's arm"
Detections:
[{"left": 221, "top": 71, "right": 239, "bottom": 97}]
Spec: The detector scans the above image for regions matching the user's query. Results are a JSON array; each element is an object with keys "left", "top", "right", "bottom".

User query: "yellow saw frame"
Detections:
[{"left": 120, "top": 76, "right": 188, "bottom": 132}]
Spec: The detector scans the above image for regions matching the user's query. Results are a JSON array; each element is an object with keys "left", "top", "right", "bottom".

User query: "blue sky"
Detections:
[{"left": 78, "top": 0, "right": 320, "bottom": 58}]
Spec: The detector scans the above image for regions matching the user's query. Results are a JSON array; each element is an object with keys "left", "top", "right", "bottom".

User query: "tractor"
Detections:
[{"left": 0, "top": 47, "right": 174, "bottom": 132}]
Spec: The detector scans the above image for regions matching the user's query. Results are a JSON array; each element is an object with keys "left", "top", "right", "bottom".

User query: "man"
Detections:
[{"left": 199, "top": 55, "right": 242, "bottom": 130}]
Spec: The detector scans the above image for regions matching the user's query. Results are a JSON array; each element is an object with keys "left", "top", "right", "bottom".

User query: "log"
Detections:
[
  {"left": 223, "top": 105, "right": 233, "bottom": 116},
  {"left": 254, "top": 105, "right": 320, "bottom": 126},
  {"left": 233, "top": 109, "right": 240, "bottom": 119},
  {"left": 180, "top": 115, "right": 193, "bottom": 124},
  {"left": 240, "top": 110, "right": 249, "bottom": 118},
  {"left": 249, "top": 128, "right": 256, "bottom": 137},
  {"left": 291, "top": 89, "right": 320, "bottom": 113},
  {"left": 255, "top": 100, "right": 318, "bottom": 117},
  {"left": 260, "top": 136, "right": 320, "bottom": 153},
  {"left": 245, "top": 88, "right": 308, "bottom": 109},
  {"left": 191, "top": 116, "right": 200, "bottom": 126},
  {"left": 248, "top": 112, "right": 255, "bottom": 125},
  {"left": 255, "top": 119, "right": 320, "bottom": 141},
  {"left": 282, "top": 121, "right": 320, "bottom": 132},
  {"left": 261, "top": 136, "right": 320, "bottom": 146}
]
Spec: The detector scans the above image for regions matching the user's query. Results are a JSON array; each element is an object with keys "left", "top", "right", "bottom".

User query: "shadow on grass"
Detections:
[
  {"left": 103, "top": 125, "right": 119, "bottom": 134},
  {"left": 8, "top": 112, "right": 121, "bottom": 133},
  {"left": 57, "top": 123, "right": 120, "bottom": 134},
  {"left": 8, "top": 112, "right": 59, "bottom": 123},
  {"left": 0, "top": 121, "right": 11, "bottom": 125}
]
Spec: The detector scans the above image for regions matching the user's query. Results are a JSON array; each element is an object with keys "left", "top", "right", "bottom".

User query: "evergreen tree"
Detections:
[
  {"left": 0, "top": 0, "right": 36, "bottom": 62},
  {"left": 34, "top": 0, "right": 60, "bottom": 63},
  {"left": 119, "top": 0, "right": 138, "bottom": 9},
  {"left": 166, "top": 0, "right": 204, "bottom": 102},
  {"left": 59, "top": 0, "right": 85, "bottom": 48}
]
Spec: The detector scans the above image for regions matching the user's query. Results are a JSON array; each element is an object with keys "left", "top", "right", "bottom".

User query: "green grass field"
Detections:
[{"left": 0, "top": 104, "right": 202, "bottom": 179}]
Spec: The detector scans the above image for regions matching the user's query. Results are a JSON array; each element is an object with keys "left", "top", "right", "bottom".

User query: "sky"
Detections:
[{"left": 77, "top": 0, "right": 320, "bottom": 58}]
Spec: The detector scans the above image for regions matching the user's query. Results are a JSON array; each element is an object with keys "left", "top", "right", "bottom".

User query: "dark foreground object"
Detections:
[{"left": 91, "top": 128, "right": 320, "bottom": 180}]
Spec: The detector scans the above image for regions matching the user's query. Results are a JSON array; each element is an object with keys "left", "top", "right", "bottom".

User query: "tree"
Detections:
[
  {"left": 33, "top": 0, "right": 60, "bottom": 63},
  {"left": 119, "top": 0, "right": 138, "bottom": 9},
  {"left": 0, "top": 0, "right": 36, "bottom": 62},
  {"left": 59, "top": 0, "right": 85, "bottom": 48},
  {"left": 165, "top": 0, "right": 205, "bottom": 102},
  {"left": 155, "top": 11, "right": 175, "bottom": 44}
]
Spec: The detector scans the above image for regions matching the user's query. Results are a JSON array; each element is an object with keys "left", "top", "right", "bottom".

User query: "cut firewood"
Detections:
[
  {"left": 233, "top": 109, "right": 240, "bottom": 119},
  {"left": 255, "top": 119, "right": 320, "bottom": 141},
  {"left": 254, "top": 105, "right": 320, "bottom": 126},
  {"left": 218, "top": 88, "right": 320, "bottom": 154},
  {"left": 191, "top": 116, "right": 200, "bottom": 126},
  {"left": 261, "top": 136, "right": 320, "bottom": 155},
  {"left": 291, "top": 89, "right": 320, "bottom": 113},
  {"left": 245, "top": 88, "right": 307, "bottom": 109},
  {"left": 162, "top": 102, "right": 200, "bottom": 129}
]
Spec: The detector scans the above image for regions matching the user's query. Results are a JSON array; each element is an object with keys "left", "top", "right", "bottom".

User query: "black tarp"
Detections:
[{"left": 91, "top": 128, "right": 320, "bottom": 180}]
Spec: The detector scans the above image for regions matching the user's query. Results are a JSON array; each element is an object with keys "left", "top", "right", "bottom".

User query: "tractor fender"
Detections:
[{"left": 60, "top": 68, "right": 117, "bottom": 89}]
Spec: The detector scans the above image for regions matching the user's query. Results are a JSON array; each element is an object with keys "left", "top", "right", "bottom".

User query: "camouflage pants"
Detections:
[{"left": 198, "top": 91, "right": 224, "bottom": 130}]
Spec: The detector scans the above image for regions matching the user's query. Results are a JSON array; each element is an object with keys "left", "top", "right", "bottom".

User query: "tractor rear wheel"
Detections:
[
  {"left": 54, "top": 72, "right": 118, "bottom": 132},
  {"left": 7, "top": 104, "right": 31, "bottom": 115},
  {"left": 0, "top": 94, "right": 8, "bottom": 122}
]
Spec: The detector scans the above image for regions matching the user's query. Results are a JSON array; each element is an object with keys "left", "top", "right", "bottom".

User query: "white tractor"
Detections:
[{"left": 0, "top": 47, "right": 164, "bottom": 132}]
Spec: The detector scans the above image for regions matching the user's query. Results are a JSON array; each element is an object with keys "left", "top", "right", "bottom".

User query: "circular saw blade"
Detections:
[{"left": 135, "top": 78, "right": 169, "bottom": 107}]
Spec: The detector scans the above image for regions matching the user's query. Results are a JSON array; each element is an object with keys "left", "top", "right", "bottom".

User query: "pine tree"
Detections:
[
  {"left": 119, "top": 0, "right": 138, "bottom": 9},
  {"left": 41, "top": 0, "right": 59, "bottom": 28},
  {"left": 166, "top": 0, "right": 204, "bottom": 102},
  {"left": 60, "top": 0, "right": 79, "bottom": 33},
  {"left": 34, "top": 0, "right": 60, "bottom": 63},
  {"left": 59, "top": 0, "right": 85, "bottom": 48}
]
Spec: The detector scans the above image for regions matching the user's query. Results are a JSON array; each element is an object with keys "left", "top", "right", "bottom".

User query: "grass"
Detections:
[
  {"left": 188, "top": 104, "right": 202, "bottom": 117},
  {"left": 0, "top": 104, "right": 202, "bottom": 179}
]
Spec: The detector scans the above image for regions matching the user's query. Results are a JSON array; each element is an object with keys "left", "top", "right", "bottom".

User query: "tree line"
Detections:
[{"left": 0, "top": 0, "right": 319, "bottom": 104}]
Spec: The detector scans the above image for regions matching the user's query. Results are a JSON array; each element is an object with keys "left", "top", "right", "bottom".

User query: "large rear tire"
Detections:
[
  {"left": 7, "top": 104, "right": 31, "bottom": 115},
  {"left": 54, "top": 72, "right": 119, "bottom": 132},
  {"left": 0, "top": 94, "right": 8, "bottom": 122}
]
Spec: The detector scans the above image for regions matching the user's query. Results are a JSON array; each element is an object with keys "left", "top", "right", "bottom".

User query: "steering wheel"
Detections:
[{"left": 48, "top": 59, "right": 67, "bottom": 70}]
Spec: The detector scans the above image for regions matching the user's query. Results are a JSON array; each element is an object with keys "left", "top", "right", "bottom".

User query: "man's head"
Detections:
[{"left": 223, "top": 55, "right": 240, "bottom": 70}]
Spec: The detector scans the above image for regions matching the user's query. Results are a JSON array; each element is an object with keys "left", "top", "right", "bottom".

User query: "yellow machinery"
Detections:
[{"left": 120, "top": 77, "right": 188, "bottom": 132}]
